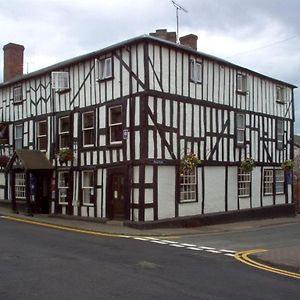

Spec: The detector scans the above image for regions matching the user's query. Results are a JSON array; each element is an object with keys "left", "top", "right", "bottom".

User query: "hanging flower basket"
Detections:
[
  {"left": 58, "top": 148, "right": 74, "bottom": 164},
  {"left": 0, "top": 155, "right": 9, "bottom": 168},
  {"left": 281, "top": 159, "right": 293, "bottom": 171},
  {"left": 240, "top": 157, "right": 255, "bottom": 172},
  {"left": 180, "top": 153, "right": 201, "bottom": 175}
]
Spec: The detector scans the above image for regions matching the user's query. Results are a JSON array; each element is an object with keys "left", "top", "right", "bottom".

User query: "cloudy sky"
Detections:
[{"left": 1, "top": 0, "right": 300, "bottom": 131}]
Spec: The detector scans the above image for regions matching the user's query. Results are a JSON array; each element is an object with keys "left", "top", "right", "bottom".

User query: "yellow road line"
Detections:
[
  {"left": 0, "top": 215, "right": 178, "bottom": 239},
  {"left": 235, "top": 249, "right": 300, "bottom": 280}
]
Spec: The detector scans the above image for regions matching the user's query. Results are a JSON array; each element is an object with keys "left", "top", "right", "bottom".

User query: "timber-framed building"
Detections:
[{"left": 0, "top": 29, "right": 296, "bottom": 225}]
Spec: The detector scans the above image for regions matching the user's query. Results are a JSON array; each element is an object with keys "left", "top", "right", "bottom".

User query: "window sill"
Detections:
[
  {"left": 190, "top": 79, "right": 202, "bottom": 84},
  {"left": 82, "top": 203, "right": 95, "bottom": 207},
  {"left": 55, "top": 88, "right": 71, "bottom": 94},
  {"left": 238, "top": 195, "right": 250, "bottom": 198},
  {"left": 107, "top": 142, "right": 123, "bottom": 149},
  {"left": 13, "top": 101, "right": 23, "bottom": 105},
  {"left": 96, "top": 76, "right": 114, "bottom": 83},
  {"left": 236, "top": 90, "right": 247, "bottom": 96},
  {"left": 179, "top": 200, "right": 198, "bottom": 204},
  {"left": 276, "top": 100, "right": 285, "bottom": 105}
]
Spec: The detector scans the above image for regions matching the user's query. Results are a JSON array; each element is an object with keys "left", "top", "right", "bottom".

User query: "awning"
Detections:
[{"left": 6, "top": 149, "right": 54, "bottom": 171}]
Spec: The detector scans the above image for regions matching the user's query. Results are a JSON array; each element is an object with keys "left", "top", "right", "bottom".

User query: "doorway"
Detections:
[{"left": 34, "top": 172, "right": 51, "bottom": 213}]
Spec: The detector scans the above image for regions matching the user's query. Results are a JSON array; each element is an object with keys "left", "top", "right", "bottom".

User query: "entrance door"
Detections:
[
  {"left": 35, "top": 172, "right": 50, "bottom": 213},
  {"left": 108, "top": 174, "right": 125, "bottom": 220}
]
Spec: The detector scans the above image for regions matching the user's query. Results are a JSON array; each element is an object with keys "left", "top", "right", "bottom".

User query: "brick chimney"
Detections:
[
  {"left": 149, "top": 29, "right": 177, "bottom": 43},
  {"left": 3, "top": 43, "right": 24, "bottom": 82},
  {"left": 179, "top": 34, "right": 198, "bottom": 50}
]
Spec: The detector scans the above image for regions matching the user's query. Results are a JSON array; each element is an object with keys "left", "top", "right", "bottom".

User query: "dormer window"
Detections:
[
  {"left": 51, "top": 72, "right": 69, "bottom": 91},
  {"left": 276, "top": 86, "right": 285, "bottom": 103},
  {"left": 13, "top": 86, "right": 22, "bottom": 104},
  {"left": 98, "top": 57, "right": 112, "bottom": 80},
  {"left": 190, "top": 59, "right": 202, "bottom": 83},
  {"left": 237, "top": 74, "right": 247, "bottom": 94}
]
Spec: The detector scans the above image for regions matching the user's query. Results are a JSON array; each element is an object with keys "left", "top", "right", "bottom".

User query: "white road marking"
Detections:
[
  {"left": 169, "top": 244, "right": 185, "bottom": 248},
  {"left": 219, "top": 249, "right": 236, "bottom": 253},
  {"left": 224, "top": 253, "right": 235, "bottom": 257},
  {"left": 186, "top": 247, "right": 203, "bottom": 251},
  {"left": 206, "top": 250, "right": 222, "bottom": 254},
  {"left": 198, "top": 246, "right": 216, "bottom": 250},
  {"left": 150, "top": 240, "right": 168, "bottom": 245},
  {"left": 181, "top": 243, "right": 197, "bottom": 247}
]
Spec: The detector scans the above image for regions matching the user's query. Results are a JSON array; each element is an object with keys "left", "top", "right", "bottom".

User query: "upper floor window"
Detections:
[
  {"left": 236, "top": 113, "right": 245, "bottom": 147},
  {"left": 13, "top": 86, "right": 22, "bottom": 104},
  {"left": 82, "top": 112, "right": 95, "bottom": 147},
  {"left": 276, "top": 86, "right": 285, "bottom": 103},
  {"left": 59, "top": 116, "right": 70, "bottom": 149},
  {"left": 51, "top": 72, "right": 69, "bottom": 90},
  {"left": 236, "top": 74, "right": 247, "bottom": 93},
  {"left": 190, "top": 59, "right": 202, "bottom": 83},
  {"left": 276, "top": 120, "right": 284, "bottom": 150},
  {"left": 37, "top": 120, "right": 48, "bottom": 152},
  {"left": 82, "top": 170, "right": 95, "bottom": 205},
  {"left": 109, "top": 106, "right": 122, "bottom": 144},
  {"left": 15, "top": 124, "right": 23, "bottom": 149},
  {"left": 180, "top": 169, "right": 197, "bottom": 203},
  {"left": 98, "top": 57, "right": 112, "bottom": 80},
  {"left": 238, "top": 169, "right": 251, "bottom": 197}
]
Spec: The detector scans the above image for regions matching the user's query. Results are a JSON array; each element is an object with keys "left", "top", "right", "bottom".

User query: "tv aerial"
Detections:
[{"left": 171, "top": 0, "right": 188, "bottom": 43}]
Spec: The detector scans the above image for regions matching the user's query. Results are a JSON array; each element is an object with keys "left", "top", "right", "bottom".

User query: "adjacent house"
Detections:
[{"left": 0, "top": 29, "right": 296, "bottom": 225}]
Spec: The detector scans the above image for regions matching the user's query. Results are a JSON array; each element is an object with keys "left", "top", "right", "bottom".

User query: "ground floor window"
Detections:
[
  {"left": 58, "top": 172, "right": 69, "bottom": 204},
  {"left": 15, "top": 172, "right": 26, "bottom": 199},
  {"left": 82, "top": 171, "right": 94, "bottom": 205},
  {"left": 263, "top": 169, "right": 273, "bottom": 195},
  {"left": 275, "top": 170, "right": 285, "bottom": 194},
  {"left": 264, "top": 169, "right": 285, "bottom": 195},
  {"left": 180, "top": 170, "right": 197, "bottom": 203},
  {"left": 238, "top": 169, "right": 251, "bottom": 197}
]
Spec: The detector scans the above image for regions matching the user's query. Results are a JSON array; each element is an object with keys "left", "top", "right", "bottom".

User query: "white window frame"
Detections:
[
  {"left": 37, "top": 120, "right": 47, "bottom": 152},
  {"left": 109, "top": 106, "right": 122, "bottom": 144},
  {"left": 238, "top": 169, "right": 251, "bottom": 197},
  {"left": 13, "top": 86, "right": 23, "bottom": 103},
  {"left": 58, "top": 171, "right": 69, "bottom": 205},
  {"left": 15, "top": 173, "right": 26, "bottom": 199},
  {"left": 277, "top": 120, "right": 284, "bottom": 150},
  {"left": 180, "top": 169, "right": 197, "bottom": 203},
  {"left": 276, "top": 86, "right": 285, "bottom": 103},
  {"left": 15, "top": 124, "right": 23, "bottom": 149},
  {"left": 263, "top": 169, "right": 274, "bottom": 195},
  {"left": 275, "top": 169, "right": 285, "bottom": 194},
  {"left": 59, "top": 116, "right": 70, "bottom": 149},
  {"left": 190, "top": 59, "right": 202, "bottom": 83},
  {"left": 51, "top": 72, "right": 69, "bottom": 90},
  {"left": 237, "top": 74, "right": 247, "bottom": 93},
  {"left": 82, "top": 112, "right": 95, "bottom": 147},
  {"left": 82, "top": 171, "right": 94, "bottom": 206},
  {"left": 236, "top": 113, "right": 245, "bottom": 147},
  {"left": 98, "top": 57, "right": 112, "bottom": 80}
]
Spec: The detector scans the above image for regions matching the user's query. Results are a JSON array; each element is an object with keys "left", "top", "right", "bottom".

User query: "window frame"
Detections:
[
  {"left": 263, "top": 169, "right": 285, "bottom": 196},
  {"left": 276, "top": 119, "right": 284, "bottom": 150},
  {"left": 58, "top": 171, "right": 69, "bottom": 205},
  {"left": 263, "top": 169, "right": 274, "bottom": 196},
  {"left": 179, "top": 169, "right": 198, "bottom": 203},
  {"left": 236, "top": 73, "right": 247, "bottom": 94},
  {"left": 275, "top": 169, "right": 285, "bottom": 195},
  {"left": 15, "top": 172, "right": 26, "bottom": 200},
  {"left": 51, "top": 71, "right": 70, "bottom": 91},
  {"left": 37, "top": 120, "right": 48, "bottom": 152},
  {"left": 276, "top": 86, "right": 285, "bottom": 104},
  {"left": 59, "top": 116, "right": 71, "bottom": 149},
  {"left": 109, "top": 105, "right": 123, "bottom": 144},
  {"left": 236, "top": 113, "right": 245, "bottom": 147},
  {"left": 238, "top": 168, "right": 251, "bottom": 198},
  {"left": 13, "top": 86, "right": 23, "bottom": 104},
  {"left": 14, "top": 124, "right": 23, "bottom": 149},
  {"left": 190, "top": 59, "right": 202, "bottom": 83},
  {"left": 82, "top": 170, "right": 95, "bottom": 206},
  {"left": 82, "top": 111, "right": 95, "bottom": 147},
  {"left": 98, "top": 57, "right": 113, "bottom": 80}
]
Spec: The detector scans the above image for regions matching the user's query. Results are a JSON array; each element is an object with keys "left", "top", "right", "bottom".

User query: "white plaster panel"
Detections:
[
  {"left": 81, "top": 206, "right": 88, "bottom": 217},
  {"left": 251, "top": 167, "right": 261, "bottom": 208},
  {"left": 144, "top": 208, "right": 154, "bottom": 221},
  {"left": 145, "top": 189, "right": 153, "bottom": 204},
  {"left": 145, "top": 166, "right": 153, "bottom": 183}
]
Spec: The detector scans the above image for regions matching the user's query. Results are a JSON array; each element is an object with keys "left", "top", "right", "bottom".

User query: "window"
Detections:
[
  {"left": 276, "top": 120, "right": 284, "bottom": 150},
  {"left": 82, "top": 171, "right": 94, "bottom": 205},
  {"left": 190, "top": 59, "right": 202, "bottom": 83},
  {"left": 237, "top": 74, "right": 247, "bottom": 93},
  {"left": 109, "top": 106, "right": 122, "bottom": 143},
  {"left": 14, "top": 86, "right": 23, "bottom": 103},
  {"left": 51, "top": 72, "right": 69, "bottom": 90},
  {"left": 263, "top": 169, "right": 273, "bottom": 195},
  {"left": 59, "top": 116, "right": 70, "bottom": 149},
  {"left": 236, "top": 114, "right": 245, "bottom": 147},
  {"left": 58, "top": 172, "right": 69, "bottom": 204},
  {"left": 82, "top": 112, "right": 94, "bottom": 147},
  {"left": 276, "top": 86, "right": 285, "bottom": 103},
  {"left": 180, "top": 170, "right": 197, "bottom": 202},
  {"left": 15, "top": 173, "right": 26, "bottom": 199},
  {"left": 98, "top": 57, "right": 112, "bottom": 80},
  {"left": 37, "top": 120, "right": 47, "bottom": 152},
  {"left": 15, "top": 124, "right": 23, "bottom": 149},
  {"left": 275, "top": 169, "right": 285, "bottom": 194},
  {"left": 238, "top": 169, "right": 251, "bottom": 197}
]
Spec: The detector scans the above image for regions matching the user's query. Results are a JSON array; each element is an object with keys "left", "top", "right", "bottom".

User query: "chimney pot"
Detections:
[
  {"left": 150, "top": 29, "right": 177, "bottom": 43},
  {"left": 3, "top": 43, "right": 25, "bottom": 82},
  {"left": 179, "top": 34, "right": 198, "bottom": 50}
]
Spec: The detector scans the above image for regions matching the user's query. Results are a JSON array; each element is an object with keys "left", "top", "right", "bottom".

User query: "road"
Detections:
[{"left": 0, "top": 218, "right": 299, "bottom": 300}]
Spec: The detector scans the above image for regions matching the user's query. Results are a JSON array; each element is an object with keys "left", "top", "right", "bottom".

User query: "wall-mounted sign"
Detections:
[
  {"left": 149, "top": 159, "right": 167, "bottom": 165},
  {"left": 123, "top": 129, "right": 129, "bottom": 140},
  {"left": 0, "top": 123, "right": 9, "bottom": 144}
]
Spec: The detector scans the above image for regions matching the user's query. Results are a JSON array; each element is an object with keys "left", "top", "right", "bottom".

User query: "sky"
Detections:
[{"left": 0, "top": 0, "right": 300, "bottom": 131}]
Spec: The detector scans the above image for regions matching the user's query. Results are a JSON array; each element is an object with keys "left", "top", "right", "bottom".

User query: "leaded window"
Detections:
[
  {"left": 180, "top": 170, "right": 197, "bottom": 202},
  {"left": 59, "top": 116, "right": 70, "bottom": 149},
  {"left": 82, "top": 112, "right": 94, "bottom": 147},
  {"left": 109, "top": 106, "right": 122, "bottom": 143},
  {"left": 238, "top": 169, "right": 251, "bottom": 197},
  {"left": 37, "top": 120, "right": 47, "bottom": 152},
  {"left": 58, "top": 172, "right": 69, "bottom": 204},
  {"left": 82, "top": 171, "right": 94, "bottom": 205},
  {"left": 15, "top": 173, "right": 26, "bottom": 199}
]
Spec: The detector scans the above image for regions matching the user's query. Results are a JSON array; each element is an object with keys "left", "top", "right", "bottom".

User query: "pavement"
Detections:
[{"left": 0, "top": 201, "right": 299, "bottom": 275}]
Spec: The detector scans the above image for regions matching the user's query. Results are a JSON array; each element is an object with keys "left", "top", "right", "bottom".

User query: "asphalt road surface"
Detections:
[{"left": 0, "top": 218, "right": 299, "bottom": 300}]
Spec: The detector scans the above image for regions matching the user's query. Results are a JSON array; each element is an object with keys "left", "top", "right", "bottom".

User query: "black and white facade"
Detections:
[{"left": 0, "top": 32, "right": 296, "bottom": 222}]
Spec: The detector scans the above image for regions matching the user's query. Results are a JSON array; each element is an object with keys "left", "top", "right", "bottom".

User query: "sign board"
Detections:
[{"left": 123, "top": 129, "right": 129, "bottom": 140}]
